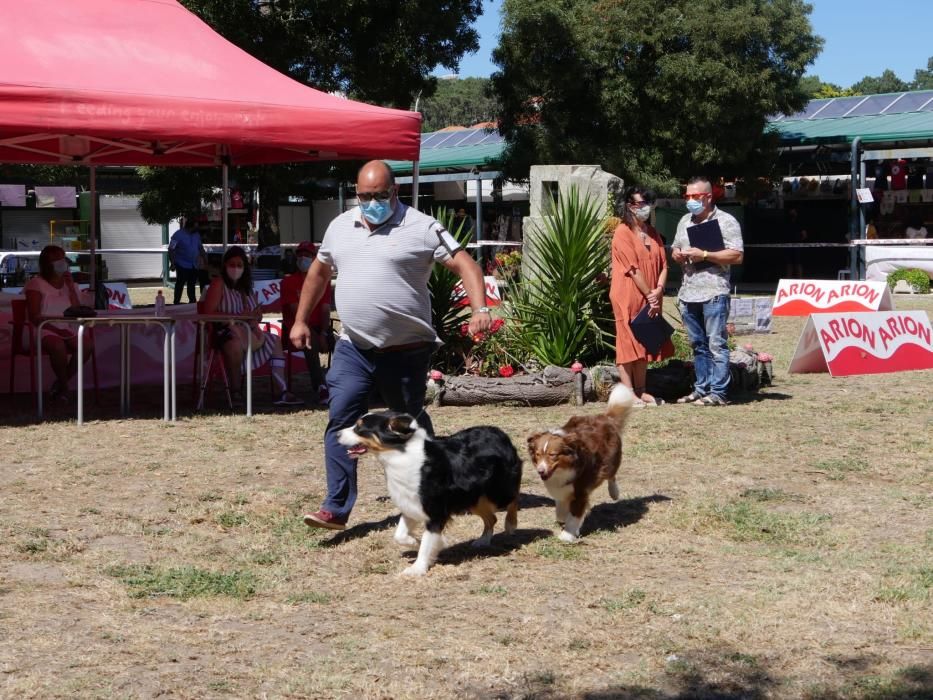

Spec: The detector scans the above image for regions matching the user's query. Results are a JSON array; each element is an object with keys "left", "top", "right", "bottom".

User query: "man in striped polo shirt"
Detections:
[{"left": 292, "top": 160, "right": 491, "bottom": 531}]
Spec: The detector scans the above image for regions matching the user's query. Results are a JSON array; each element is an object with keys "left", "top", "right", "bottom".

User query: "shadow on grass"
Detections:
[
  {"left": 430, "top": 527, "right": 553, "bottom": 567},
  {"left": 320, "top": 494, "right": 554, "bottom": 548},
  {"left": 580, "top": 493, "right": 672, "bottom": 536},
  {"left": 729, "top": 391, "right": 793, "bottom": 404},
  {"left": 319, "top": 513, "right": 401, "bottom": 547},
  {"left": 518, "top": 491, "right": 555, "bottom": 510},
  {"left": 469, "top": 648, "right": 932, "bottom": 700}
]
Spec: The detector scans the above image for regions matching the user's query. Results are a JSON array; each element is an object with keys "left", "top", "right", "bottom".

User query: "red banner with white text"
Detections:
[{"left": 788, "top": 310, "right": 933, "bottom": 377}]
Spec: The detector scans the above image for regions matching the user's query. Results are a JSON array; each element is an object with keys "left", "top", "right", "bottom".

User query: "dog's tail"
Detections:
[{"left": 605, "top": 383, "right": 637, "bottom": 434}]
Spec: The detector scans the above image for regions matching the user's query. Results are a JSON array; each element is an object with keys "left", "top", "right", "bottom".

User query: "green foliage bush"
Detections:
[
  {"left": 502, "top": 186, "right": 613, "bottom": 367},
  {"left": 886, "top": 268, "right": 931, "bottom": 294},
  {"left": 428, "top": 207, "right": 476, "bottom": 374}
]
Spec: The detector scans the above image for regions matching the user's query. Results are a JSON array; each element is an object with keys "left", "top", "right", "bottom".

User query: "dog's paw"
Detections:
[
  {"left": 558, "top": 530, "right": 579, "bottom": 544},
  {"left": 394, "top": 534, "right": 419, "bottom": 547},
  {"left": 401, "top": 564, "right": 428, "bottom": 577}
]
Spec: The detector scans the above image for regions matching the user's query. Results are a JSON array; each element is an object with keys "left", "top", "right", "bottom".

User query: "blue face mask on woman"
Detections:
[
  {"left": 685, "top": 198, "right": 705, "bottom": 215},
  {"left": 297, "top": 257, "right": 312, "bottom": 272},
  {"left": 361, "top": 199, "right": 394, "bottom": 225}
]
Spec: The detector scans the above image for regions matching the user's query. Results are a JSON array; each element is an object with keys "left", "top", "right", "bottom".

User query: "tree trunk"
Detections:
[{"left": 428, "top": 366, "right": 615, "bottom": 407}]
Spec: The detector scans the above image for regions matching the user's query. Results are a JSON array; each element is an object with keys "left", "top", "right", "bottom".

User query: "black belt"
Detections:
[{"left": 369, "top": 340, "right": 434, "bottom": 354}]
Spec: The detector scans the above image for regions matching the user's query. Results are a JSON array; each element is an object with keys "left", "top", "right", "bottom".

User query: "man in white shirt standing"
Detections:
[{"left": 671, "top": 176, "right": 744, "bottom": 406}]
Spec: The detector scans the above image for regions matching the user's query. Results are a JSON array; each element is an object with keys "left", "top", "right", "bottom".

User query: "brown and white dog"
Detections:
[{"left": 526, "top": 384, "right": 636, "bottom": 542}]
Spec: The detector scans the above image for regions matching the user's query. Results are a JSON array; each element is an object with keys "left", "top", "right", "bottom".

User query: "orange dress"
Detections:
[{"left": 609, "top": 222, "right": 673, "bottom": 364}]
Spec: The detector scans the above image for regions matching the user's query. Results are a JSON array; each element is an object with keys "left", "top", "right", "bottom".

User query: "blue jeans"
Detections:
[
  {"left": 679, "top": 295, "right": 731, "bottom": 399},
  {"left": 321, "top": 339, "right": 434, "bottom": 519}
]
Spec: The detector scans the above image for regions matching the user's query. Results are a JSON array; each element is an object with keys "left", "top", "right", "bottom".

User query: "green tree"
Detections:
[
  {"left": 911, "top": 57, "right": 933, "bottom": 90},
  {"left": 850, "top": 69, "right": 909, "bottom": 95},
  {"left": 490, "top": 0, "right": 822, "bottom": 192},
  {"left": 419, "top": 78, "right": 501, "bottom": 132},
  {"left": 800, "top": 75, "right": 851, "bottom": 98},
  {"left": 137, "top": 0, "right": 486, "bottom": 224},
  {"left": 180, "top": 0, "right": 483, "bottom": 108}
]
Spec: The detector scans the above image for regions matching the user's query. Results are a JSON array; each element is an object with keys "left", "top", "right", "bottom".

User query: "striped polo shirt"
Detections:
[{"left": 317, "top": 203, "right": 461, "bottom": 350}]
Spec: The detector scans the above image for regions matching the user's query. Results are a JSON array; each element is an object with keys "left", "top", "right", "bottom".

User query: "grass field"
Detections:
[{"left": 1, "top": 296, "right": 931, "bottom": 699}]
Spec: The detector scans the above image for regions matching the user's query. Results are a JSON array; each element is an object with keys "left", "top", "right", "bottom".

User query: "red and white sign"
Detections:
[
  {"left": 453, "top": 275, "right": 502, "bottom": 307},
  {"left": 254, "top": 279, "right": 282, "bottom": 309},
  {"left": 102, "top": 282, "right": 132, "bottom": 310},
  {"left": 75, "top": 282, "right": 132, "bottom": 310},
  {"left": 773, "top": 279, "right": 892, "bottom": 316},
  {"left": 788, "top": 310, "right": 933, "bottom": 377}
]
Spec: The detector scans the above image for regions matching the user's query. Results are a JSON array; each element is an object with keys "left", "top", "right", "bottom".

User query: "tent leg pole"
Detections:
[
  {"left": 411, "top": 161, "right": 420, "bottom": 211},
  {"left": 222, "top": 162, "right": 229, "bottom": 252},
  {"left": 849, "top": 137, "right": 861, "bottom": 281},
  {"left": 474, "top": 175, "right": 482, "bottom": 263},
  {"left": 89, "top": 165, "right": 97, "bottom": 290}
]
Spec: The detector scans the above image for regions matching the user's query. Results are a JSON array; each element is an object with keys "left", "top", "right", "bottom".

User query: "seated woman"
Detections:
[
  {"left": 201, "top": 246, "right": 302, "bottom": 407},
  {"left": 23, "top": 245, "right": 94, "bottom": 401},
  {"left": 279, "top": 241, "right": 333, "bottom": 403}
]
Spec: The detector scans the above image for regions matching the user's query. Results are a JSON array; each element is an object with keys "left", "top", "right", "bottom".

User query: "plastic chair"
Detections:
[
  {"left": 193, "top": 300, "right": 233, "bottom": 410},
  {"left": 7, "top": 298, "right": 99, "bottom": 404},
  {"left": 837, "top": 269, "right": 852, "bottom": 280}
]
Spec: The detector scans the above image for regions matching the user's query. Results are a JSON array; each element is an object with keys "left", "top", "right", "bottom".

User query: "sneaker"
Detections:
[
  {"left": 676, "top": 391, "right": 705, "bottom": 404},
  {"left": 693, "top": 394, "right": 729, "bottom": 407},
  {"left": 274, "top": 391, "right": 304, "bottom": 407},
  {"left": 303, "top": 509, "right": 347, "bottom": 531}
]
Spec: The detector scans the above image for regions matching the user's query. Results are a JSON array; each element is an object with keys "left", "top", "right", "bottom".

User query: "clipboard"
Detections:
[
  {"left": 629, "top": 305, "right": 675, "bottom": 355},
  {"left": 686, "top": 219, "right": 725, "bottom": 271}
]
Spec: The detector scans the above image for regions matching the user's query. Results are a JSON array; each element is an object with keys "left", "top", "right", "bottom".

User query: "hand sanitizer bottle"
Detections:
[{"left": 154, "top": 289, "right": 165, "bottom": 315}]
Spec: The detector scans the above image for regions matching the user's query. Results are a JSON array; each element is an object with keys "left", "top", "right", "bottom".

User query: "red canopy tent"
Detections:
[
  {"left": 0, "top": 0, "right": 421, "bottom": 166},
  {"left": 0, "top": 0, "right": 423, "bottom": 282}
]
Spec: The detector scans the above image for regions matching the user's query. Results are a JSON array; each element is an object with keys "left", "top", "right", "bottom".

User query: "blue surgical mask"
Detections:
[
  {"left": 52, "top": 259, "right": 69, "bottom": 275},
  {"left": 297, "top": 257, "right": 312, "bottom": 272},
  {"left": 685, "top": 199, "right": 705, "bottom": 215},
  {"left": 360, "top": 199, "right": 394, "bottom": 225}
]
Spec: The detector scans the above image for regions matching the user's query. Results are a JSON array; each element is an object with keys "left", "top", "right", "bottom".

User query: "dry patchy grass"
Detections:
[{"left": 1, "top": 297, "right": 931, "bottom": 699}]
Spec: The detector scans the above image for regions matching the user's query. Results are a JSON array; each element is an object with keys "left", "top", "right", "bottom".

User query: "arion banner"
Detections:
[
  {"left": 788, "top": 310, "right": 933, "bottom": 377},
  {"left": 772, "top": 279, "right": 893, "bottom": 316}
]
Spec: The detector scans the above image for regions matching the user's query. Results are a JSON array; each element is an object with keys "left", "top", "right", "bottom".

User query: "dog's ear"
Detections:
[
  {"left": 387, "top": 414, "right": 416, "bottom": 437},
  {"left": 562, "top": 434, "right": 583, "bottom": 462},
  {"left": 526, "top": 433, "right": 542, "bottom": 455}
]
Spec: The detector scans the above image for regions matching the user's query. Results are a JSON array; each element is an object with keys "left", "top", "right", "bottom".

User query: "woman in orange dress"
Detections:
[{"left": 609, "top": 186, "right": 672, "bottom": 406}]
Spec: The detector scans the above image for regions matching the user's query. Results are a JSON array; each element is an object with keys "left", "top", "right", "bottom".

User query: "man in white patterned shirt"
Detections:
[{"left": 671, "top": 176, "right": 744, "bottom": 406}]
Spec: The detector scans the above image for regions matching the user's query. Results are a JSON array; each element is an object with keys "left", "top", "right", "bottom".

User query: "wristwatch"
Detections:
[
  {"left": 474, "top": 306, "right": 491, "bottom": 314},
  {"left": 702, "top": 250, "right": 709, "bottom": 261}
]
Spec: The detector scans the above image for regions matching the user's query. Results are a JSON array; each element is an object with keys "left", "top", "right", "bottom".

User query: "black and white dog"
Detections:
[{"left": 339, "top": 412, "right": 522, "bottom": 576}]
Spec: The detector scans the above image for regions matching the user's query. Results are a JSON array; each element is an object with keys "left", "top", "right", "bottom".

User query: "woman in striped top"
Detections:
[{"left": 201, "top": 246, "right": 302, "bottom": 406}]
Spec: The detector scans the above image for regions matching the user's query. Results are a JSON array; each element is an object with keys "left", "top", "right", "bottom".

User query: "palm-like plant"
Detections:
[
  {"left": 502, "top": 186, "right": 612, "bottom": 367},
  {"left": 428, "top": 207, "right": 474, "bottom": 372}
]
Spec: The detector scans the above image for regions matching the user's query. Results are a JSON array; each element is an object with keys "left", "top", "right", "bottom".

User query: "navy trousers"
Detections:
[{"left": 321, "top": 339, "right": 434, "bottom": 519}]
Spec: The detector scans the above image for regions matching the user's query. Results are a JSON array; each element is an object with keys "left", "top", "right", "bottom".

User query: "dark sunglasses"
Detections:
[{"left": 356, "top": 190, "right": 393, "bottom": 203}]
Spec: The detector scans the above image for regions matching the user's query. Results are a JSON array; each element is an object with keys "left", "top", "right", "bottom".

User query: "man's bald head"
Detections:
[{"left": 357, "top": 160, "right": 395, "bottom": 190}]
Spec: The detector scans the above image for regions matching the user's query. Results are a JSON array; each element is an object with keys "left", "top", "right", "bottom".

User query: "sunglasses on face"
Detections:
[{"left": 356, "top": 190, "right": 393, "bottom": 203}]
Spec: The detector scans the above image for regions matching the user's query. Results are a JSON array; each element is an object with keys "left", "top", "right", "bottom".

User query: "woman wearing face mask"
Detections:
[
  {"left": 608, "top": 186, "right": 672, "bottom": 406},
  {"left": 279, "top": 241, "right": 333, "bottom": 403},
  {"left": 202, "top": 246, "right": 302, "bottom": 407},
  {"left": 23, "top": 245, "right": 95, "bottom": 400}
]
